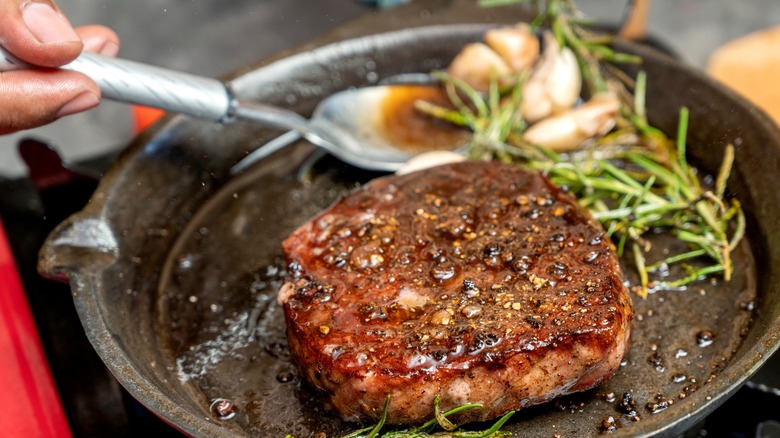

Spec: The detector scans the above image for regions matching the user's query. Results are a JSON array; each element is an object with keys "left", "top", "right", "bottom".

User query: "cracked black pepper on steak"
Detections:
[{"left": 278, "top": 161, "right": 633, "bottom": 424}]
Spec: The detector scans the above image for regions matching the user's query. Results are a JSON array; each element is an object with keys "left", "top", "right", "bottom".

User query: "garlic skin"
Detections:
[
  {"left": 447, "top": 42, "right": 512, "bottom": 93},
  {"left": 521, "top": 32, "right": 582, "bottom": 123},
  {"left": 522, "top": 93, "right": 619, "bottom": 152}
]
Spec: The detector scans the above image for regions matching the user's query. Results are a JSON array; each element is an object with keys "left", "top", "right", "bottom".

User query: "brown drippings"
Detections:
[
  {"left": 696, "top": 330, "right": 716, "bottom": 347},
  {"left": 600, "top": 415, "right": 618, "bottom": 433},
  {"left": 378, "top": 85, "right": 470, "bottom": 153}
]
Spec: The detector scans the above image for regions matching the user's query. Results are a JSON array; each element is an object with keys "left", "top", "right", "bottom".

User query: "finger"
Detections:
[
  {"left": 76, "top": 25, "right": 120, "bottom": 57},
  {"left": 0, "top": 69, "right": 99, "bottom": 134},
  {"left": 0, "top": 0, "right": 82, "bottom": 67}
]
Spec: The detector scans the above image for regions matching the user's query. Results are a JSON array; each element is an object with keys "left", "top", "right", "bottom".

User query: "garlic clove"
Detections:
[
  {"left": 522, "top": 93, "right": 619, "bottom": 152},
  {"left": 447, "top": 42, "right": 512, "bottom": 93},
  {"left": 484, "top": 24, "right": 540, "bottom": 72}
]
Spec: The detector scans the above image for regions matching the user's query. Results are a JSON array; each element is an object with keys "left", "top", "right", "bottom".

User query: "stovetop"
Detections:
[{"left": 3, "top": 139, "right": 780, "bottom": 438}]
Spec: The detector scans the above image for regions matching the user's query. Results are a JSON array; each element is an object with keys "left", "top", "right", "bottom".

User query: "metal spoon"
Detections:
[{"left": 0, "top": 48, "right": 448, "bottom": 172}]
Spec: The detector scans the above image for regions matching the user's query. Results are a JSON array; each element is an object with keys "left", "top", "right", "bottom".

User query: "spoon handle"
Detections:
[{"left": 0, "top": 46, "right": 232, "bottom": 122}]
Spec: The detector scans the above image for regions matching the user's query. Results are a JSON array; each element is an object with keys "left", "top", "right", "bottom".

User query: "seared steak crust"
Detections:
[{"left": 279, "top": 161, "right": 632, "bottom": 424}]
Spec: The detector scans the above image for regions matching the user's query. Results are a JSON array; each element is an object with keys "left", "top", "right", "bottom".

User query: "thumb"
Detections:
[{"left": 0, "top": 1, "right": 82, "bottom": 67}]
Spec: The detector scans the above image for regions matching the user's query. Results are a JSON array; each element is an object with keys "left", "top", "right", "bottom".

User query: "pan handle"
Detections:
[{"left": 0, "top": 46, "right": 233, "bottom": 123}]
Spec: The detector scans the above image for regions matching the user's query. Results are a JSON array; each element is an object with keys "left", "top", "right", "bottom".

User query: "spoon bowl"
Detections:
[{"left": 232, "top": 86, "right": 424, "bottom": 173}]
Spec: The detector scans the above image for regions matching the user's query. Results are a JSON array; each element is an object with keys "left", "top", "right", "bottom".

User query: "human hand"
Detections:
[{"left": 0, "top": 0, "right": 120, "bottom": 134}]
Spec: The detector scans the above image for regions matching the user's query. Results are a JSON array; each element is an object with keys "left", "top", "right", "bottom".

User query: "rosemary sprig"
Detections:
[
  {"left": 341, "top": 395, "right": 514, "bottom": 438},
  {"left": 537, "top": 109, "right": 743, "bottom": 296},
  {"left": 417, "top": 0, "right": 745, "bottom": 296}
]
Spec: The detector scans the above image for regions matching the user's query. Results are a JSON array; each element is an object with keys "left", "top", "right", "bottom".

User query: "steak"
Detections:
[{"left": 279, "top": 161, "right": 632, "bottom": 424}]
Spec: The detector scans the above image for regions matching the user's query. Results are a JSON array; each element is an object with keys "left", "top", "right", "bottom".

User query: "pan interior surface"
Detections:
[{"left": 157, "top": 143, "right": 759, "bottom": 436}]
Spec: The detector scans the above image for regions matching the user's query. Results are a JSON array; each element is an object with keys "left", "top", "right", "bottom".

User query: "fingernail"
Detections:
[
  {"left": 98, "top": 41, "right": 120, "bottom": 57},
  {"left": 56, "top": 92, "right": 99, "bottom": 118},
  {"left": 82, "top": 37, "right": 120, "bottom": 56},
  {"left": 23, "top": 2, "right": 80, "bottom": 45}
]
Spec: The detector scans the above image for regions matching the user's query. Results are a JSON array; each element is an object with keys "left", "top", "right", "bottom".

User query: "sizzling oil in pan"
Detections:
[{"left": 157, "top": 141, "right": 756, "bottom": 437}]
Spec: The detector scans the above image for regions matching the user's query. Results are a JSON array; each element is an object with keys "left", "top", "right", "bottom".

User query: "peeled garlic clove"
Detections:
[
  {"left": 572, "top": 93, "right": 619, "bottom": 136},
  {"left": 396, "top": 150, "right": 466, "bottom": 175},
  {"left": 521, "top": 32, "right": 582, "bottom": 123},
  {"left": 447, "top": 42, "right": 511, "bottom": 93},
  {"left": 484, "top": 24, "right": 540, "bottom": 72},
  {"left": 522, "top": 93, "right": 619, "bottom": 152},
  {"left": 521, "top": 80, "right": 553, "bottom": 123},
  {"left": 546, "top": 46, "right": 581, "bottom": 110}
]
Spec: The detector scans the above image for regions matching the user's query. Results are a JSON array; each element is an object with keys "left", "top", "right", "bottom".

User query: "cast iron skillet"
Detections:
[{"left": 38, "top": 1, "right": 780, "bottom": 436}]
